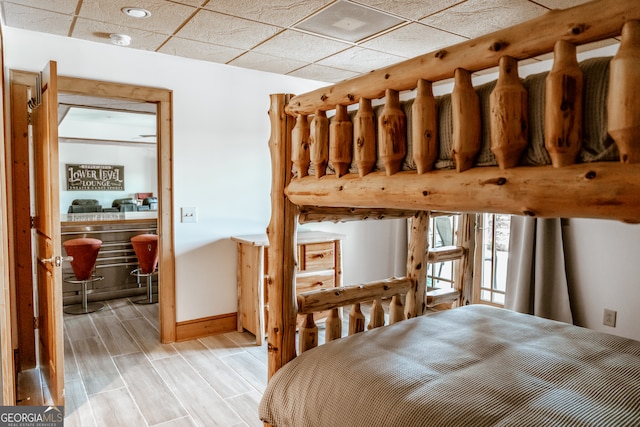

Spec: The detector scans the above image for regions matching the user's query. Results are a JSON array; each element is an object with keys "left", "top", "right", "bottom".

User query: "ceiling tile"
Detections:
[
  {"left": 355, "top": 0, "right": 465, "bottom": 21},
  {"left": 1, "top": 3, "right": 73, "bottom": 36},
  {"left": 175, "top": 9, "right": 281, "bottom": 49},
  {"left": 421, "top": 0, "right": 547, "bottom": 39},
  {"left": 165, "top": 0, "right": 204, "bottom": 7},
  {"left": 228, "top": 51, "right": 309, "bottom": 75},
  {"left": 1, "top": 0, "right": 78, "bottom": 14},
  {"left": 202, "top": 0, "right": 331, "bottom": 27},
  {"left": 79, "top": 0, "right": 196, "bottom": 35},
  {"left": 533, "top": 0, "right": 592, "bottom": 9},
  {"left": 253, "top": 29, "right": 350, "bottom": 63},
  {"left": 288, "top": 63, "right": 359, "bottom": 83},
  {"left": 316, "top": 46, "right": 405, "bottom": 73},
  {"left": 158, "top": 37, "right": 246, "bottom": 63},
  {"left": 72, "top": 17, "right": 169, "bottom": 51},
  {"left": 361, "top": 22, "right": 466, "bottom": 59}
]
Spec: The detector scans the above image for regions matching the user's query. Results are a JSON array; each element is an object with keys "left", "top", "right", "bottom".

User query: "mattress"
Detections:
[{"left": 259, "top": 305, "right": 640, "bottom": 426}]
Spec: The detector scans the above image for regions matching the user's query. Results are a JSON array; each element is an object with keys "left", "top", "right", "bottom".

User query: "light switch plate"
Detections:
[{"left": 181, "top": 207, "right": 197, "bottom": 223}]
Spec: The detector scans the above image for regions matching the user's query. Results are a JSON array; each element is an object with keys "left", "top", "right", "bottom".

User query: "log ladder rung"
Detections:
[
  {"left": 427, "top": 245, "right": 465, "bottom": 263},
  {"left": 426, "top": 288, "right": 461, "bottom": 307}
]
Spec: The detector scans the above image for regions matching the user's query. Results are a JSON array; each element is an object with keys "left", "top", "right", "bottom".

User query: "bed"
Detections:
[{"left": 260, "top": 1, "right": 640, "bottom": 425}]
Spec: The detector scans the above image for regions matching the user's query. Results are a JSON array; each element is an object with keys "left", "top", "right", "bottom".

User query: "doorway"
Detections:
[{"left": 8, "top": 72, "right": 176, "bottom": 385}]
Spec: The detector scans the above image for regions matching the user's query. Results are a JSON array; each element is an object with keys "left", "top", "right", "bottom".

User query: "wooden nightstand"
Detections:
[{"left": 231, "top": 230, "right": 344, "bottom": 345}]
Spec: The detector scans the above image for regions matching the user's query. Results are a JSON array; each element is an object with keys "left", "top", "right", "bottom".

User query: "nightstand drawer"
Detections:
[
  {"left": 299, "top": 242, "right": 334, "bottom": 271},
  {"left": 296, "top": 271, "right": 335, "bottom": 294}
]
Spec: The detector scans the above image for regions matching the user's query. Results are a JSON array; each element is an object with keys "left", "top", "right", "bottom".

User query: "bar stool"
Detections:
[
  {"left": 63, "top": 238, "right": 105, "bottom": 314},
  {"left": 131, "top": 234, "right": 159, "bottom": 304}
]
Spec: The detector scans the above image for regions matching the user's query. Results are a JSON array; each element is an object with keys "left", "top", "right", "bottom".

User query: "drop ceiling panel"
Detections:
[
  {"left": 202, "top": 0, "right": 333, "bottom": 27},
  {"left": 158, "top": 37, "right": 245, "bottom": 64},
  {"left": 253, "top": 29, "right": 351, "bottom": 63},
  {"left": 228, "top": 51, "right": 309, "bottom": 75},
  {"left": 2, "top": 2, "right": 73, "bottom": 36},
  {"left": 2, "top": 0, "right": 78, "bottom": 14},
  {"left": 72, "top": 17, "right": 169, "bottom": 51},
  {"left": 421, "top": 0, "right": 548, "bottom": 39},
  {"left": 288, "top": 63, "right": 359, "bottom": 82},
  {"left": 175, "top": 9, "right": 281, "bottom": 50},
  {"left": 361, "top": 22, "right": 466, "bottom": 59},
  {"left": 316, "top": 46, "right": 405, "bottom": 73},
  {"left": 79, "top": 0, "right": 197, "bottom": 35}
]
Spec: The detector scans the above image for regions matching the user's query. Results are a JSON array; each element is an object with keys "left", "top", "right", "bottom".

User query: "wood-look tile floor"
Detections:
[
  {"left": 18, "top": 298, "right": 386, "bottom": 426},
  {"left": 59, "top": 298, "right": 266, "bottom": 427}
]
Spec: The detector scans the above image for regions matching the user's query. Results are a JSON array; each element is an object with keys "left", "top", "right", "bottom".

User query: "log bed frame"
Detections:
[{"left": 265, "top": 0, "right": 640, "bottom": 384}]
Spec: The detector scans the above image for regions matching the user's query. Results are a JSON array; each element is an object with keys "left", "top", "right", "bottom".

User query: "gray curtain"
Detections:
[{"left": 505, "top": 217, "right": 573, "bottom": 324}]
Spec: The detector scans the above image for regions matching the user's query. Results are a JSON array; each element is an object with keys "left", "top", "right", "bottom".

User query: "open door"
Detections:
[{"left": 32, "top": 61, "right": 64, "bottom": 405}]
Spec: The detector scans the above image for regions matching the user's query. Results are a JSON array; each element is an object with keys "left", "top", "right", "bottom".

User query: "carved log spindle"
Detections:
[
  {"left": 405, "top": 211, "right": 430, "bottom": 319},
  {"left": 490, "top": 56, "right": 529, "bottom": 169},
  {"left": 367, "top": 298, "right": 385, "bottom": 330},
  {"left": 354, "top": 97, "right": 376, "bottom": 177},
  {"left": 291, "top": 114, "right": 310, "bottom": 177},
  {"left": 412, "top": 79, "right": 438, "bottom": 174},
  {"left": 608, "top": 20, "right": 640, "bottom": 163},
  {"left": 388, "top": 294, "right": 405, "bottom": 324},
  {"left": 298, "top": 313, "right": 318, "bottom": 354},
  {"left": 309, "top": 110, "right": 329, "bottom": 178},
  {"left": 325, "top": 307, "right": 342, "bottom": 342},
  {"left": 329, "top": 104, "right": 353, "bottom": 177},
  {"left": 451, "top": 68, "right": 481, "bottom": 172},
  {"left": 378, "top": 89, "right": 406, "bottom": 176},
  {"left": 348, "top": 303, "right": 365, "bottom": 335},
  {"left": 545, "top": 40, "right": 583, "bottom": 167}
]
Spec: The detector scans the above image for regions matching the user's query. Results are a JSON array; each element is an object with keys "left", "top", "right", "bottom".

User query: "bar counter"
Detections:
[{"left": 61, "top": 211, "right": 158, "bottom": 306}]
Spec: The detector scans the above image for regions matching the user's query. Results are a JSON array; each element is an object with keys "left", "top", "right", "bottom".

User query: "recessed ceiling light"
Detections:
[
  {"left": 122, "top": 7, "right": 151, "bottom": 19},
  {"left": 110, "top": 34, "right": 132, "bottom": 46}
]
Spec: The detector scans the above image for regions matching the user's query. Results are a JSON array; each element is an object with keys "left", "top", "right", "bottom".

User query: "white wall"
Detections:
[
  {"left": 4, "top": 27, "right": 403, "bottom": 323},
  {"left": 564, "top": 219, "right": 640, "bottom": 341},
  {"left": 59, "top": 143, "right": 157, "bottom": 211}
]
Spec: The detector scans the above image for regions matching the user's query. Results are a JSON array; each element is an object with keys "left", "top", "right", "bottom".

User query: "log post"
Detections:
[
  {"left": 451, "top": 68, "right": 481, "bottom": 172},
  {"left": 545, "top": 40, "right": 583, "bottom": 167},
  {"left": 291, "top": 114, "right": 310, "bottom": 178},
  {"left": 405, "top": 211, "right": 430, "bottom": 319},
  {"left": 354, "top": 97, "right": 376, "bottom": 177},
  {"left": 388, "top": 295, "right": 404, "bottom": 324},
  {"left": 378, "top": 89, "right": 406, "bottom": 176},
  {"left": 608, "top": 20, "right": 640, "bottom": 164},
  {"left": 329, "top": 104, "right": 353, "bottom": 177},
  {"left": 298, "top": 313, "right": 318, "bottom": 353},
  {"left": 367, "top": 298, "right": 385, "bottom": 329},
  {"left": 348, "top": 303, "right": 365, "bottom": 335},
  {"left": 325, "top": 308, "right": 342, "bottom": 342},
  {"left": 310, "top": 110, "right": 329, "bottom": 178},
  {"left": 267, "top": 94, "right": 298, "bottom": 379},
  {"left": 490, "top": 56, "right": 528, "bottom": 169},
  {"left": 412, "top": 79, "right": 438, "bottom": 174}
]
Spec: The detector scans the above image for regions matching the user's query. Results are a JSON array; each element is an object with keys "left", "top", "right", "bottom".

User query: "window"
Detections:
[
  {"left": 426, "top": 214, "right": 459, "bottom": 291},
  {"left": 474, "top": 213, "right": 510, "bottom": 307},
  {"left": 425, "top": 212, "right": 511, "bottom": 309}
]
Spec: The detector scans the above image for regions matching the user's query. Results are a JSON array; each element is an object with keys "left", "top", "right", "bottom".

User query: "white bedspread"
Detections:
[{"left": 259, "top": 305, "right": 640, "bottom": 426}]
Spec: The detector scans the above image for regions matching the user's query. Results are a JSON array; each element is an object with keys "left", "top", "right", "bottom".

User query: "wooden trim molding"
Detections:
[{"left": 175, "top": 312, "right": 238, "bottom": 342}]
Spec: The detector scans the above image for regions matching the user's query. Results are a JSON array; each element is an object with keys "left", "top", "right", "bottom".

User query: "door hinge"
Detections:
[
  {"left": 30, "top": 216, "right": 35, "bottom": 229},
  {"left": 33, "top": 316, "right": 39, "bottom": 330}
]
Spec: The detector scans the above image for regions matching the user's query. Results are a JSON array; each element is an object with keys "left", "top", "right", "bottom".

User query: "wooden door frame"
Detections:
[{"left": 7, "top": 72, "right": 176, "bottom": 375}]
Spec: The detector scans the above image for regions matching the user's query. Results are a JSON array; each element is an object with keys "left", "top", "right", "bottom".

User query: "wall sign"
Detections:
[{"left": 66, "top": 164, "right": 125, "bottom": 191}]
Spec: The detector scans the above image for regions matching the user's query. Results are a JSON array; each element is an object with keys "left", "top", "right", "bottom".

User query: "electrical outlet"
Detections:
[
  {"left": 603, "top": 308, "right": 617, "bottom": 327},
  {"left": 181, "top": 207, "right": 197, "bottom": 223}
]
